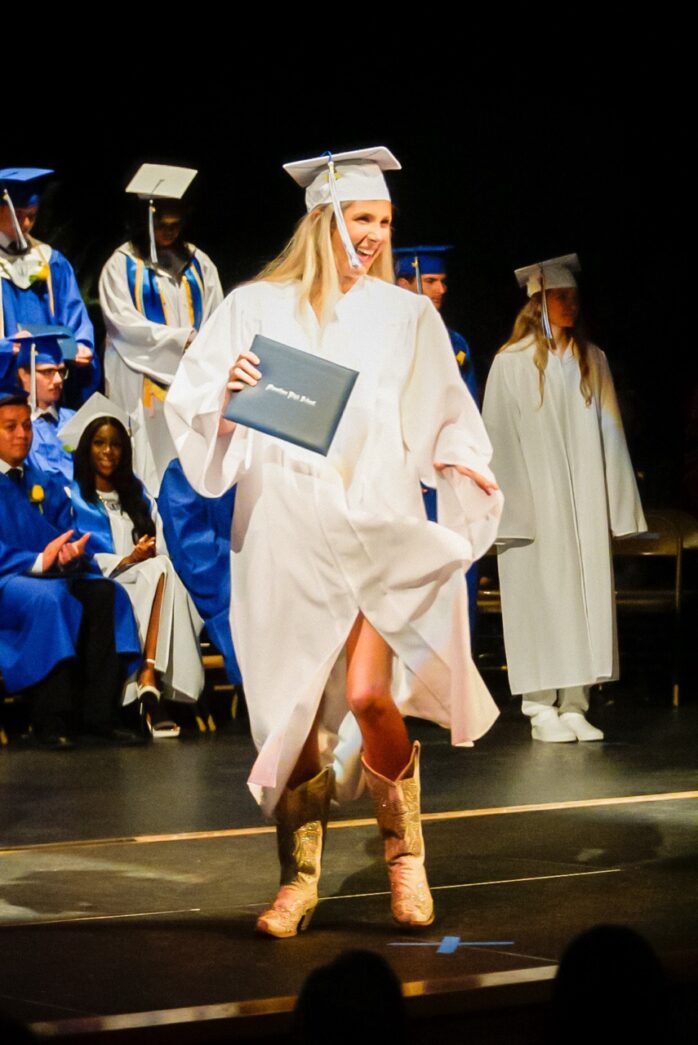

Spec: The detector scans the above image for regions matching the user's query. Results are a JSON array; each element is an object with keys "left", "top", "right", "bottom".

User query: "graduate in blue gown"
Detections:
[
  {"left": 394, "top": 245, "right": 480, "bottom": 637},
  {"left": 158, "top": 457, "right": 241, "bottom": 685},
  {"left": 10, "top": 330, "right": 76, "bottom": 480},
  {"left": 394, "top": 246, "right": 478, "bottom": 400},
  {"left": 0, "top": 382, "right": 141, "bottom": 745},
  {"left": 0, "top": 168, "right": 100, "bottom": 410}
]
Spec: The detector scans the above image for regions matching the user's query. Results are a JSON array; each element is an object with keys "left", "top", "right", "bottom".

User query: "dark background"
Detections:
[{"left": 11, "top": 33, "right": 689, "bottom": 509}]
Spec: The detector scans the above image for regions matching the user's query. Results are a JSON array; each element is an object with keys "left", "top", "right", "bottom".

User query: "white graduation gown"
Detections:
[
  {"left": 482, "top": 337, "right": 646, "bottom": 696},
  {"left": 92, "top": 491, "right": 204, "bottom": 705},
  {"left": 165, "top": 278, "right": 504, "bottom": 813},
  {"left": 100, "top": 244, "right": 224, "bottom": 495}
]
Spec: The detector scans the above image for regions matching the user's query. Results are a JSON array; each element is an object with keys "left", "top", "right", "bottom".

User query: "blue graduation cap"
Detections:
[
  {"left": 0, "top": 168, "right": 54, "bottom": 252},
  {"left": 18, "top": 324, "right": 78, "bottom": 362},
  {"left": 0, "top": 168, "right": 53, "bottom": 208},
  {"left": 393, "top": 246, "right": 454, "bottom": 290},
  {"left": 13, "top": 330, "right": 70, "bottom": 370}
]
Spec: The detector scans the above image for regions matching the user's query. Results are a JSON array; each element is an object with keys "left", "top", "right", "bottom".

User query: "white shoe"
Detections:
[
  {"left": 530, "top": 708, "right": 577, "bottom": 743},
  {"left": 559, "top": 712, "right": 604, "bottom": 742}
]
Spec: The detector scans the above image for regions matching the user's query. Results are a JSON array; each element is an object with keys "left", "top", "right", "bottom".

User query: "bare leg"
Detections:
[
  {"left": 346, "top": 613, "right": 411, "bottom": 779},
  {"left": 137, "top": 574, "right": 165, "bottom": 688},
  {"left": 285, "top": 612, "right": 409, "bottom": 787}
]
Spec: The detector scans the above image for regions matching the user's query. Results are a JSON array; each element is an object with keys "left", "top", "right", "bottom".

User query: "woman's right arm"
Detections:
[{"left": 165, "top": 289, "right": 259, "bottom": 498}]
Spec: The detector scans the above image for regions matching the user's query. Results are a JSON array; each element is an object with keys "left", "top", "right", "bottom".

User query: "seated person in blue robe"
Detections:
[
  {"left": 394, "top": 245, "right": 480, "bottom": 638},
  {"left": 158, "top": 457, "right": 241, "bottom": 686},
  {"left": 0, "top": 168, "right": 100, "bottom": 409},
  {"left": 10, "top": 330, "right": 75, "bottom": 480},
  {"left": 0, "top": 382, "right": 141, "bottom": 747}
]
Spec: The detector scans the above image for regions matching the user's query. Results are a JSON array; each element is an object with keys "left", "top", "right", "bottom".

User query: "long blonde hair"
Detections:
[
  {"left": 499, "top": 293, "right": 592, "bottom": 406},
  {"left": 255, "top": 202, "right": 395, "bottom": 321}
]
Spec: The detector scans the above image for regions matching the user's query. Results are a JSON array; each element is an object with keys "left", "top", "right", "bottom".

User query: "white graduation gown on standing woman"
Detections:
[
  {"left": 165, "top": 278, "right": 504, "bottom": 814},
  {"left": 482, "top": 337, "right": 646, "bottom": 696},
  {"left": 100, "top": 243, "right": 223, "bottom": 494},
  {"left": 87, "top": 491, "right": 204, "bottom": 705}
]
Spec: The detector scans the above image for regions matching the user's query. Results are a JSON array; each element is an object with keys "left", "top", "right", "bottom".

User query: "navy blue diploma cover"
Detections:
[{"left": 223, "top": 334, "right": 359, "bottom": 455}]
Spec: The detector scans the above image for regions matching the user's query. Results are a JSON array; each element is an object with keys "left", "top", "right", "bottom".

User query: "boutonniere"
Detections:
[
  {"left": 29, "top": 484, "right": 45, "bottom": 513},
  {"left": 29, "top": 262, "right": 50, "bottom": 285}
]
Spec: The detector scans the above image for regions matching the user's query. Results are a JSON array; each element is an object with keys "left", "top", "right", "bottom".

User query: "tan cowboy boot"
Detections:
[
  {"left": 256, "top": 766, "right": 334, "bottom": 938},
  {"left": 362, "top": 741, "right": 435, "bottom": 927}
]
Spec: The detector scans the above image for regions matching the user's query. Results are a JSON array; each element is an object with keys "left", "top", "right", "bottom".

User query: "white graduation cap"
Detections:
[
  {"left": 283, "top": 147, "right": 401, "bottom": 270},
  {"left": 58, "top": 392, "right": 131, "bottom": 453},
  {"left": 515, "top": 253, "right": 580, "bottom": 296},
  {"left": 125, "top": 163, "right": 198, "bottom": 265},
  {"left": 515, "top": 254, "right": 580, "bottom": 341}
]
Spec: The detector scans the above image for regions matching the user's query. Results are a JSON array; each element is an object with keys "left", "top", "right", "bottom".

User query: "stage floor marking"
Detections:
[
  {"left": 1, "top": 791, "right": 695, "bottom": 855},
  {"left": 316, "top": 867, "right": 620, "bottom": 903},
  {"left": 0, "top": 870, "right": 620, "bottom": 931},
  {"left": 0, "top": 907, "right": 202, "bottom": 929}
]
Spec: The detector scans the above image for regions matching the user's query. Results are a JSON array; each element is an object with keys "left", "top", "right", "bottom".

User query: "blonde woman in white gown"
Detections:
[{"left": 166, "top": 148, "right": 504, "bottom": 936}]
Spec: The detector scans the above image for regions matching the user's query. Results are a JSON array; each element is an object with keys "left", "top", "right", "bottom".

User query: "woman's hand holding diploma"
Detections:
[{"left": 219, "top": 350, "right": 262, "bottom": 435}]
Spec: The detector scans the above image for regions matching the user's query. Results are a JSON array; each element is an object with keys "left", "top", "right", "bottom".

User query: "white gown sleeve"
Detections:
[
  {"left": 401, "top": 298, "right": 503, "bottom": 560},
  {"left": 99, "top": 250, "right": 192, "bottom": 386},
  {"left": 481, "top": 353, "right": 536, "bottom": 545},
  {"left": 596, "top": 350, "right": 647, "bottom": 537},
  {"left": 165, "top": 289, "right": 252, "bottom": 498}
]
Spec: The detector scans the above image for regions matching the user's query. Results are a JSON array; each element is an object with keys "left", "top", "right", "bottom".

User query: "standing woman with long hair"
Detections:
[
  {"left": 482, "top": 255, "right": 646, "bottom": 743},
  {"left": 166, "top": 148, "right": 503, "bottom": 937},
  {"left": 61, "top": 394, "right": 204, "bottom": 736}
]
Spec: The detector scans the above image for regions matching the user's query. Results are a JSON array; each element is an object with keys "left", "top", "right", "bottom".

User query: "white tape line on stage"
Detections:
[{"left": 313, "top": 866, "right": 620, "bottom": 903}]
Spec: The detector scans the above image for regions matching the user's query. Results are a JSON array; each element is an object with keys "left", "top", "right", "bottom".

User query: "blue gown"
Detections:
[
  {"left": 1, "top": 244, "right": 101, "bottom": 407},
  {"left": 0, "top": 462, "right": 140, "bottom": 692},
  {"left": 27, "top": 406, "right": 75, "bottom": 481},
  {"left": 158, "top": 458, "right": 241, "bottom": 685},
  {"left": 423, "top": 327, "right": 479, "bottom": 637}
]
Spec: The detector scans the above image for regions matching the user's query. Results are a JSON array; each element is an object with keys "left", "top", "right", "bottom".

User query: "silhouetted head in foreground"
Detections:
[
  {"left": 294, "top": 949, "right": 406, "bottom": 1045},
  {"left": 550, "top": 924, "right": 676, "bottom": 1044}
]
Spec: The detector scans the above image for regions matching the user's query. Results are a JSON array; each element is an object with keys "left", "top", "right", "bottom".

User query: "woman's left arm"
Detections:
[{"left": 401, "top": 300, "right": 503, "bottom": 558}]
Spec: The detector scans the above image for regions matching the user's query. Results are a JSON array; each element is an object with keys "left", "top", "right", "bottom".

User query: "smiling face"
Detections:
[
  {"left": 330, "top": 200, "right": 392, "bottom": 290},
  {"left": 0, "top": 403, "right": 32, "bottom": 467},
  {"left": 545, "top": 287, "right": 579, "bottom": 329},
  {"left": 90, "top": 422, "right": 124, "bottom": 489}
]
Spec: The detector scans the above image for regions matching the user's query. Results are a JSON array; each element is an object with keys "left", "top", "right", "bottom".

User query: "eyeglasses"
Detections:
[{"left": 36, "top": 366, "right": 68, "bottom": 381}]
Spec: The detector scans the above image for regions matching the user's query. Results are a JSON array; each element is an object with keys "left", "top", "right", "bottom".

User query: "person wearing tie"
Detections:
[{"left": 0, "top": 379, "right": 141, "bottom": 748}]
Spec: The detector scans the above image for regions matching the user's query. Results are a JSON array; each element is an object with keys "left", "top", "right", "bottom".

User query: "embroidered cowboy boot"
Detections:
[
  {"left": 362, "top": 741, "right": 434, "bottom": 927},
  {"left": 256, "top": 765, "right": 334, "bottom": 938}
]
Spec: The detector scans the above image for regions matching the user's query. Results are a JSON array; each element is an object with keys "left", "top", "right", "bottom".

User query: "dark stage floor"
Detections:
[{"left": 0, "top": 694, "right": 697, "bottom": 1040}]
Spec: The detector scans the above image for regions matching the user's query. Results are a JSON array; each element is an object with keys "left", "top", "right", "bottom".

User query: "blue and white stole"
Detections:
[{"left": 125, "top": 251, "right": 205, "bottom": 331}]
